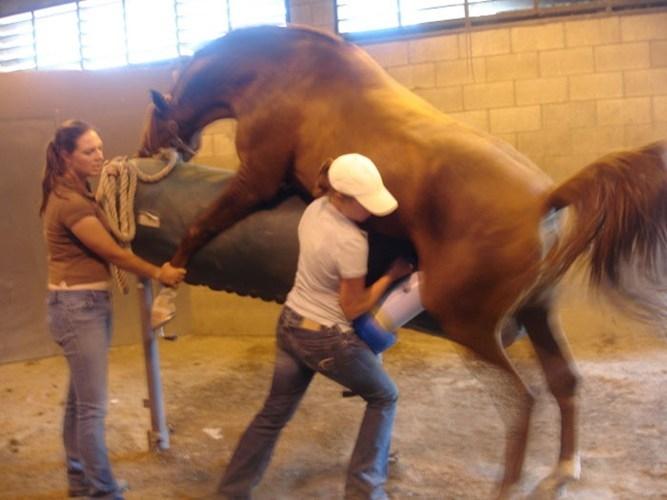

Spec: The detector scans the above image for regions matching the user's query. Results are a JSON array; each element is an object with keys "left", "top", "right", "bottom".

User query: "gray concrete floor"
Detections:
[{"left": 1, "top": 317, "right": 666, "bottom": 499}]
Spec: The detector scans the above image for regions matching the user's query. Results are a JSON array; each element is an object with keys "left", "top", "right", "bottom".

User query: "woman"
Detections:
[
  {"left": 218, "top": 153, "right": 412, "bottom": 499},
  {"left": 40, "top": 119, "right": 186, "bottom": 499}
]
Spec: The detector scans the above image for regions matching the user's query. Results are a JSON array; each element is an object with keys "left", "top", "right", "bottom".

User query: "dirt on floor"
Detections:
[{"left": 1, "top": 300, "right": 666, "bottom": 500}]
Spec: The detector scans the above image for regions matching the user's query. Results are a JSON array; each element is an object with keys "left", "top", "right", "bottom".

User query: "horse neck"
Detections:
[
  {"left": 168, "top": 26, "right": 379, "bottom": 133},
  {"left": 171, "top": 83, "right": 231, "bottom": 139},
  {"left": 171, "top": 27, "right": 350, "bottom": 115}
]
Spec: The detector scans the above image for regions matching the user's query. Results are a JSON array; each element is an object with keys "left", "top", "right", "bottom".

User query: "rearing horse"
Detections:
[{"left": 139, "top": 25, "right": 667, "bottom": 498}]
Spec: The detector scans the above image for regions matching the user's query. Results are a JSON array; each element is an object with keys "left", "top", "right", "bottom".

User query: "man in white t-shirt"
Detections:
[{"left": 219, "top": 153, "right": 412, "bottom": 500}]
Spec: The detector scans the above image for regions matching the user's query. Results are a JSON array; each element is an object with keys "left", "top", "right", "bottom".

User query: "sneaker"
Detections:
[
  {"left": 89, "top": 479, "right": 129, "bottom": 499},
  {"left": 67, "top": 485, "right": 89, "bottom": 497},
  {"left": 388, "top": 449, "right": 399, "bottom": 465},
  {"left": 116, "top": 479, "right": 129, "bottom": 494}
]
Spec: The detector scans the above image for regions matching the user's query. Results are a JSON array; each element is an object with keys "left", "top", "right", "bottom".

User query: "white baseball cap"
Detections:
[{"left": 328, "top": 153, "right": 398, "bottom": 216}]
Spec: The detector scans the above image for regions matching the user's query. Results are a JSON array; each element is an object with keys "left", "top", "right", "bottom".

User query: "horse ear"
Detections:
[{"left": 150, "top": 90, "right": 171, "bottom": 116}]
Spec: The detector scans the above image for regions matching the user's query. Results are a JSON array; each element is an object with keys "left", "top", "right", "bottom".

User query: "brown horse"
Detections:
[{"left": 138, "top": 25, "right": 667, "bottom": 498}]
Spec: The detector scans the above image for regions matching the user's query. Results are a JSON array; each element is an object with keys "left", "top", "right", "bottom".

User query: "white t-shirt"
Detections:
[{"left": 285, "top": 196, "right": 368, "bottom": 329}]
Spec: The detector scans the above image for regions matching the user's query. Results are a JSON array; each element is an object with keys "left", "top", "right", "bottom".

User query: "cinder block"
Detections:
[
  {"left": 289, "top": 4, "right": 313, "bottom": 25},
  {"left": 570, "top": 126, "right": 624, "bottom": 154},
  {"left": 625, "top": 122, "right": 667, "bottom": 148},
  {"left": 569, "top": 73, "right": 623, "bottom": 100},
  {"left": 387, "top": 63, "right": 436, "bottom": 89},
  {"left": 511, "top": 23, "right": 564, "bottom": 53},
  {"left": 415, "top": 86, "right": 464, "bottom": 113},
  {"left": 650, "top": 40, "right": 667, "bottom": 67},
  {"left": 595, "top": 42, "right": 650, "bottom": 71},
  {"left": 541, "top": 155, "right": 572, "bottom": 182},
  {"left": 205, "top": 120, "right": 236, "bottom": 135},
  {"left": 311, "top": 1, "right": 335, "bottom": 27},
  {"left": 469, "top": 28, "right": 511, "bottom": 57},
  {"left": 543, "top": 101, "right": 597, "bottom": 129},
  {"left": 195, "top": 134, "right": 214, "bottom": 157},
  {"left": 463, "top": 81, "right": 514, "bottom": 109},
  {"left": 448, "top": 109, "right": 489, "bottom": 131},
  {"left": 494, "top": 132, "right": 517, "bottom": 148},
  {"left": 516, "top": 77, "right": 568, "bottom": 105},
  {"left": 539, "top": 47, "right": 594, "bottom": 76},
  {"left": 517, "top": 128, "right": 573, "bottom": 157},
  {"left": 654, "top": 96, "right": 667, "bottom": 122},
  {"left": 489, "top": 106, "right": 541, "bottom": 133},
  {"left": 409, "top": 34, "right": 459, "bottom": 63},
  {"left": 213, "top": 133, "right": 236, "bottom": 156},
  {"left": 624, "top": 68, "right": 667, "bottom": 96},
  {"left": 565, "top": 17, "right": 621, "bottom": 47},
  {"left": 485, "top": 52, "right": 539, "bottom": 81},
  {"left": 458, "top": 32, "right": 474, "bottom": 58},
  {"left": 597, "top": 97, "right": 652, "bottom": 125},
  {"left": 621, "top": 13, "right": 667, "bottom": 42},
  {"left": 542, "top": 155, "right": 595, "bottom": 183},
  {"left": 363, "top": 41, "right": 409, "bottom": 68},
  {"left": 387, "top": 65, "right": 413, "bottom": 88},
  {"left": 435, "top": 58, "right": 485, "bottom": 86},
  {"left": 412, "top": 63, "right": 437, "bottom": 89}
]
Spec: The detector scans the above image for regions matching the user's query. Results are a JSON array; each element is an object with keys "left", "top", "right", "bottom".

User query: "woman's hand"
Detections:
[
  {"left": 157, "top": 262, "right": 186, "bottom": 286},
  {"left": 387, "top": 257, "right": 414, "bottom": 282}
]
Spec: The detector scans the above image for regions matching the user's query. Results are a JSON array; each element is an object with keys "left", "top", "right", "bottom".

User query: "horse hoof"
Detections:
[
  {"left": 560, "top": 455, "right": 581, "bottom": 481},
  {"left": 494, "top": 483, "right": 521, "bottom": 500},
  {"left": 531, "top": 456, "right": 580, "bottom": 500},
  {"left": 151, "top": 287, "right": 178, "bottom": 329}
]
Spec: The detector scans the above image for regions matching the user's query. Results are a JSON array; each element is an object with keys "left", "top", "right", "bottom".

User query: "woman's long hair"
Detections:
[{"left": 39, "top": 119, "right": 95, "bottom": 216}]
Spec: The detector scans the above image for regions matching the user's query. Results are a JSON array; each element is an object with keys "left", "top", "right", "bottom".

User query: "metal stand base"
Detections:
[{"left": 137, "top": 278, "right": 170, "bottom": 451}]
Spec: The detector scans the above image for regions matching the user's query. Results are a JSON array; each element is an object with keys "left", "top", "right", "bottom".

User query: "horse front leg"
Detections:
[
  {"left": 150, "top": 168, "right": 283, "bottom": 329},
  {"left": 171, "top": 178, "right": 264, "bottom": 267},
  {"left": 517, "top": 304, "right": 581, "bottom": 499}
]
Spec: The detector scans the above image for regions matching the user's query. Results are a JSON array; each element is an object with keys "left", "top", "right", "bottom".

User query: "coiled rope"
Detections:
[{"left": 96, "top": 148, "right": 179, "bottom": 293}]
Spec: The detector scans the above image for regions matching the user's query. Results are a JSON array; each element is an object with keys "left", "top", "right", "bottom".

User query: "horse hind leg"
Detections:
[
  {"left": 446, "top": 316, "right": 536, "bottom": 500},
  {"left": 516, "top": 303, "right": 581, "bottom": 499}
]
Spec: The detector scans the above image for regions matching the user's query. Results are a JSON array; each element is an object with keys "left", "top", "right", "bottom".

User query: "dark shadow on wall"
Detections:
[{"left": 0, "top": 65, "right": 192, "bottom": 364}]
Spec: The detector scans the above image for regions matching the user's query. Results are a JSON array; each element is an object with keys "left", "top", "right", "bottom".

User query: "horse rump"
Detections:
[{"left": 543, "top": 140, "right": 667, "bottom": 326}]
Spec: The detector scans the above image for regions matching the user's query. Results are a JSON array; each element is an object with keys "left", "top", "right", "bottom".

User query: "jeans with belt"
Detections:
[
  {"left": 47, "top": 290, "right": 123, "bottom": 499},
  {"left": 218, "top": 306, "right": 399, "bottom": 500}
]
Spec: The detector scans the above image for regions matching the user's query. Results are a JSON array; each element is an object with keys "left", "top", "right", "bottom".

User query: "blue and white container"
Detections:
[{"left": 354, "top": 271, "right": 424, "bottom": 353}]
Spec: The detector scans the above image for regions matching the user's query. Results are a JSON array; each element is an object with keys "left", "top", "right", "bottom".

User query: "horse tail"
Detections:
[{"left": 541, "top": 140, "right": 667, "bottom": 324}]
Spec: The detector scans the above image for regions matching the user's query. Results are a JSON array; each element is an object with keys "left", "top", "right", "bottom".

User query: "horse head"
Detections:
[{"left": 137, "top": 90, "right": 199, "bottom": 160}]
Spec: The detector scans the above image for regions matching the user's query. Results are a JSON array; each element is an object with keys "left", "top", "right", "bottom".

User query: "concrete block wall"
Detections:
[
  {"left": 367, "top": 12, "right": 667, "bottom": 182},
  {"left": 194, "top": 5, "right": 667, "bottom": 184}
]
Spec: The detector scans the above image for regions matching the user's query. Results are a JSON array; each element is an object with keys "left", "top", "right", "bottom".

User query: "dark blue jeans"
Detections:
[
  {"left": 47, "top": 290, "right": 123, "bottom": 499},
  {"left": 219, "top": 306, "right": 398, "bottom": 499}
]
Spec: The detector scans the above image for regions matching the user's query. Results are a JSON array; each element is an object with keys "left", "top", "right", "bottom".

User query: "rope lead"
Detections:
[{"left": 96, "top": 148, "right": 179, "bottom": 293}]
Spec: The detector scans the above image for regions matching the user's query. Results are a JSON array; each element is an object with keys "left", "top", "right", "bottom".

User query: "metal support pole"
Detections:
[{"left": 137, "top": 277, "right": 170, "bottom": 451}]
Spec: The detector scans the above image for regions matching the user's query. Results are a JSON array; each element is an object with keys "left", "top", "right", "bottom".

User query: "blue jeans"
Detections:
[
  {"left": 47, "top": 290, "right": 123, "bottom": 499},
  {"left": 218, "top": 306, "right": 398, "bottom": 499}
]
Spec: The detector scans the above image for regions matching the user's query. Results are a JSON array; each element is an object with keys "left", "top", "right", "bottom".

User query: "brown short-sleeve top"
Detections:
[{"left": 43, "top": 182, "right": 111, "bottom": 286}]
